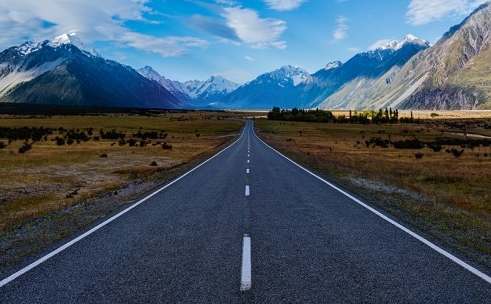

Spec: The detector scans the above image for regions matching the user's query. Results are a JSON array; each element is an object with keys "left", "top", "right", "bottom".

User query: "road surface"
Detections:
[{"left": 1, "top": 120, "right": 491, "bottom": 303}]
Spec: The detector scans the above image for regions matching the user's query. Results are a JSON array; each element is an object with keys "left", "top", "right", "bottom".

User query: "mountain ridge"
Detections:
[
  {"left": 0, "top": 37, "right": 181, "bottom": 109},
  {"left": 137, "top": 66, "right": 239, "bottom": 108},
  {"left": 216, "top": 65, "right": 310, "bottom": 109}
]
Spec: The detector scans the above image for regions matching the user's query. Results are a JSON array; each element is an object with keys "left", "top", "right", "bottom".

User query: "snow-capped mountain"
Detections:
[
  {"left": 377, "top": 34, "right": 430, "bottom": 51},
  {"left": 217, "top": 65, "right": 310, "bottom": 109},
  {"left": 214, "top": 36, "right": 429, "bottom": 110},
  {"left": 295, "top": 35, "right": 430, "bottom": 108},
  {"left": 137, "top": 66, "right": 190, "bottom": 103},
  {"left": 138, "top": 66, "right": 239, "bottom": 108},
  {"left": 0, "top": 35, "right": 181, "bottom": 109}
]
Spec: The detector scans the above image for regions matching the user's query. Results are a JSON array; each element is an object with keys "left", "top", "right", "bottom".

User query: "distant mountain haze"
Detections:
[{"left": 137, "top": 66, "right": 239, "bottom": 109}]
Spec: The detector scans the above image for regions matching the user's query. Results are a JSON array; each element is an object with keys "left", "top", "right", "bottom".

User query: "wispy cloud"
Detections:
[
  {"left": 222, "top": 7, "right": 287, "bottom": 49},
  {"left": 0, "top": 0, "right": 207, "bottom": 57},
  {"left": 245, "top": 56, "right": 255, "bottom": 62},
  {"left": 333, "top": 16, "right": 349, "bottom": 41},
  {"left": 117, "top": 32, "right": 209, "bottom": 57},
  {"left": 406, "top": 0, "right": 488, "bottom": 25},
  {"left": 186, "top": 14, "right": 240, "bottom": 42},
  {"left": 262, "top": 0, "right": 308, "bottom": 11}
]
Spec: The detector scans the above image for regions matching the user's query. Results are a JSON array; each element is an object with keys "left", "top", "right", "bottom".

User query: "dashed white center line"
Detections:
[
  {"left": 245, "top": 185, "right": 250, "bottom": 196},
  {"left": 247, "top": 160, "right": 250, "bottom": 163},
  {"left": 240, "top": 234, "right": 252, "bottom": 291},
  {"left": 246, "top": 168, "right": 250, "bottom": 174}
]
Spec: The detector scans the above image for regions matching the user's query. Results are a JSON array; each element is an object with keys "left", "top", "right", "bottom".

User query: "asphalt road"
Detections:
[{"left": 1, "top": 120, "right": 491, "bottom": 303}]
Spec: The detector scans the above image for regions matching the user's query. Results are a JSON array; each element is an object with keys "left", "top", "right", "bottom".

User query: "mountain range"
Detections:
[
  {"left": 137, "top": 66, "right": 239, "bottom": 109},
  {"left": 1, "top": 3, "right": 491, "bottom": 110}
]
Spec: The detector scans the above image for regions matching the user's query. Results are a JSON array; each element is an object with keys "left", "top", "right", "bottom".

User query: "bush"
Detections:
[
  {"left": 55, "top": 137, "right": 65, "bottom": 146},
  {"left": 162, "top": 142, "right": 172, "bottom": 150},
  {"left": 428, "top": 143, "right": 443, "bottom": 152},
  {"left": 451, "top": 149, "right": 464, "bottom": 158},
  {"left": 415, "top": 151, "right": 424, "bottom": 159},
  {"left": 18, "top": 141, "right": 32, "bottom": 154}
]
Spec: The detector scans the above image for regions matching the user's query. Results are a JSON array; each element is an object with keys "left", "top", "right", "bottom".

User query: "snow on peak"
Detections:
[
  {"left": 16, "top": 41, "right": 40, "bottom": 56},
  {"left": 404, "top": 34, "right": 419, "bottom": 42},
  {"left": 275, "top": 65, "right": 310, "bottom": 86},
  {"left": 49, "top": 33, "right": 100, "bottom": 56},
  {"left": 325, "top": 61, "right": 342, "bottom": 70},
  {"left": 377, "top": 34, "right": 430, "bottom": 51},
  {"left": 51, "top": 33, "right": 75, "bottom": 46}
]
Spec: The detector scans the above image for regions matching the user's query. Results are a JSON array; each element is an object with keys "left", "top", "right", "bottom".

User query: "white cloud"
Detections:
[
  {"left": 333, "top": 16, "right": 349, "bottom": 41},
  {"left": 406, "top": 0, "right": 488, "bottom": 25},
  {"left": 222, "top": 7, "right": 287, "bottom": 49},
  {"left": 0, "top": 0, "right": 207, "bottom": 57},
  {"left": 262, "top": 0, "right": 308, "bottom": 11},
  {"left": 245, "top": 56, "right": 255, "bottom": 62},
  {"left": 118, "top": 32, "right": 209, "bottom": 57}
]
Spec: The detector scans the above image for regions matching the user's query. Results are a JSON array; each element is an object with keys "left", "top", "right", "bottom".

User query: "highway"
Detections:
[{"left": 1, "top": 120, "right": 491, "bottom": 303}]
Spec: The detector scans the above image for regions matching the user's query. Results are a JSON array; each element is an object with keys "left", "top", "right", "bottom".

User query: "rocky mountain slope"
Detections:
[
  {"left": 307, "top": 35, "right": 430, "bottom": 109},
  {"left": 398, "top": 2, "right": 491, "bottom": 110}
]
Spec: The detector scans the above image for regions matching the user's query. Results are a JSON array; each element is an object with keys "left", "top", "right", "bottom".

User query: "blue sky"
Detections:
[{"left": 0, "top": 0, "right": 488, "bottom": 83}]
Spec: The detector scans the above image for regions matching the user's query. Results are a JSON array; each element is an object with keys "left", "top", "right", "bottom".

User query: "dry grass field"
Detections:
[
  {"left": 0, "top": 112, "right": 244, "bottom": 235},
  {"left": 255, "top": 113, "right": 491, "bottom": 265}
]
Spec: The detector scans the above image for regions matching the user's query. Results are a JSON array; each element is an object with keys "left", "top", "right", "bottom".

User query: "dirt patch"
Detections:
[{"left": 347, "top": 177, "right": 427, "bottom": 202}]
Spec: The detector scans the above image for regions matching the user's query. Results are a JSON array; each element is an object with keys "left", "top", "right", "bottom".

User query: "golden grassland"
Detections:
[
  {"left": 0, "top": 112, "right": 244, "bottom": 234},
  {"left": 255, "top": 115, "right": 491, "bottom": 263}
]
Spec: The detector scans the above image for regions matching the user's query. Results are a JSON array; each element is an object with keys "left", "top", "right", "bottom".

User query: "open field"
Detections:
[
  {"left": 0, "top": 112, "right": 244, "bottom": 269},
  {"left": 255, "top": 114, "right": 491, "bottom": 266}
]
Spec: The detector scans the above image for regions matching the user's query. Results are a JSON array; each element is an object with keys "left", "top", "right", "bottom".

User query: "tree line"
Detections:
[{"left": 267, "top": 107, "right": 417, "bottom": 124}]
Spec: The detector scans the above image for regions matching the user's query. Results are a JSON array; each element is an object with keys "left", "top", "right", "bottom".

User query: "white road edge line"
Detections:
[
  {"left": 0, "top": 123, "right": 249, "bottom": 289},
  {"left": 245, "top": 185, "right": 250, "bottom": 196},
  {"left": 240, "top": 234, "right": 252, "bottom": 291},
  {"left": 253, "top": 128, "right": 491, "bottom": 285}
]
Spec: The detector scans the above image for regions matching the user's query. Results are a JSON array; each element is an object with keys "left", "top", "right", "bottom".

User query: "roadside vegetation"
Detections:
[
  {"left": 257, "top": 109, "right": 491, "bottom": 267},
  {"left": 0, "top": 111, "right": 244, "bottom": 270}
]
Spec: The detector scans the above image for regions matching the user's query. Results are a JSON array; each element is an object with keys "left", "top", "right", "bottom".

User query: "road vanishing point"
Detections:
[{"left": 1, "top": 120, "right": 491, "bottom": 303}]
